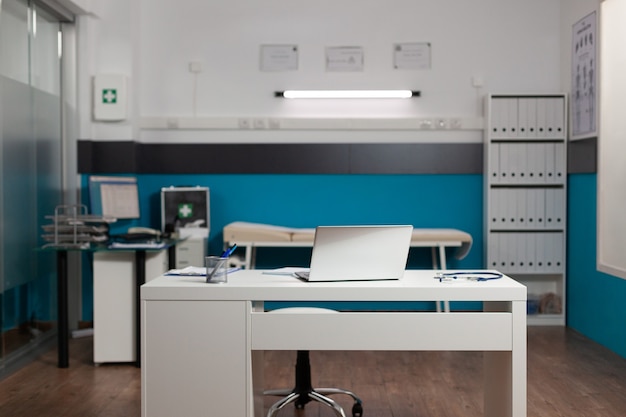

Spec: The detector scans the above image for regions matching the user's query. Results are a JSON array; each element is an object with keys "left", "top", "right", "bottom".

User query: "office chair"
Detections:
[{"left": 264, "top": 309, "right": 363, "bottom": 417}]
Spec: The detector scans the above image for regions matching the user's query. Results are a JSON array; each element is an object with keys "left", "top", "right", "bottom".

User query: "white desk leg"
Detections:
[
  {"left": 244, "top": 244, "right": 253, "bottom": 269},
  {"left": 483, "top": 300, "right": 527, "bottom": 417},
  {"left": 432, "top": 245, "right": 450, "bottom": 313},
  {"left": 250, "top": 302, "right": 264, "bottom": 417},
  {"left": 251, "top": 246, "right": 257, "bottom": 269}
]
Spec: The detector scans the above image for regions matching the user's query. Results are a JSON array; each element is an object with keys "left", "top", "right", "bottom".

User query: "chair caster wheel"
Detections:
[{"left": 352, "top": 402, "right": 363, "bottom": 417}]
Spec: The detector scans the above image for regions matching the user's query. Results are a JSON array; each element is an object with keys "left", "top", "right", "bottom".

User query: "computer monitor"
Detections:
[{"left": 89, "top": 176, "right": 140, "bottom": 219}]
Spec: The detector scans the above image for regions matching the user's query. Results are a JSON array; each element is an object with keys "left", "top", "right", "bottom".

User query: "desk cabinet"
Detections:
[
  {"left": 93, "top": 250, "right": 168, "bottom": 364},
  {"left": 175, "top": 237, "right": 207, "bottom": 269},
  {"left": 484, "top": 94, "right": 567, "bottom": 325},
  {"left": 142, "top": 300, "right": 250, "bottom": 416}
]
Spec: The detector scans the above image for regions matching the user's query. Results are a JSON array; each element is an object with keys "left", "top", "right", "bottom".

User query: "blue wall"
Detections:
[
  {"left": 81, "top": 172, "right": 626, "bottom": 360},
  {"left": 567, "top": 174, "right": 626, "bottom": 358},
  {"left": 80, "top": 173, "right": 484, "bottom": 318}
]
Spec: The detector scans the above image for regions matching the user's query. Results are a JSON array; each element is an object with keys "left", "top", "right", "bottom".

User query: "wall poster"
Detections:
[{"left": 571, "top": 11, "right": 597, "bottom": 140}]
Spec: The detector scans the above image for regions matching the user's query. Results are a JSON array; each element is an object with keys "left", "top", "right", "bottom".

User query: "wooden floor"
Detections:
[{"left": 1, "top": 327, "right": 626, "bottom": 416}]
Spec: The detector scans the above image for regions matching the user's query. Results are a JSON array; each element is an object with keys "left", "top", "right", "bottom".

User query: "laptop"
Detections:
[{"left": 295, "top": 225, "right": 413, "bottom": 282}]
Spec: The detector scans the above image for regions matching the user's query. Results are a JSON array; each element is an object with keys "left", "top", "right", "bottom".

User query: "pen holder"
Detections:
[{"left": 205, "top": 256, "right": 228, "bottom": 284}]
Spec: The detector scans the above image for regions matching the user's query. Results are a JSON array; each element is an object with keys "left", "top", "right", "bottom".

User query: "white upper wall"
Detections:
[{"left": 77, "top": 0, "right": 579, "bottom": 143}]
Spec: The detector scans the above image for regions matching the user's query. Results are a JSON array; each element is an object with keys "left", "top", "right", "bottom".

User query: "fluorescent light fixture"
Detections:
[{"left": 275, "top": 90, "right": 420, "bottom": 99}]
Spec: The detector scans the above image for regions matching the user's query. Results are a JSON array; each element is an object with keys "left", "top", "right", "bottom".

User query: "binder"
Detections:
[
  {"left": 547, "top": 232, "right": 563, "bottom": 273},
  {"left": 499, "top": 143, "right": 510, "bottom": 183},
  {"left": 535, "top": 233, "right": 546, "bottom": 272},
  {"left": 536, "top": 143, "right": 548, "bottom": 184},
  {"left": 526, "top": 233, "right": 535, "bottom": 272},
  {"left": 507, "top": 98, "right": 519, "bottom": 138},
  {"left": 536, "top": 98, "right": 547, "bottom": 136},
  {"left": 507, "top": 143, "right": 521, "bottom": 184},
  {"left": 545, "top": 188, "right": 556, "bottom": 227},
  {"left": 545, "top": 143, "right": 556, "bottom": 184},
  {"left": 519, "top": 143, "right": 529, "bottom": 183},
  {"left": 553, "top": 232, "right": 564, "bottom": 272},
  {"left": 490, "top": 188, "right": 500, "bottom": 228},
  {"left": 526, "top": 143, "right": 537, "bottom": 184},
  {"left": 489, "top": 143, "right": 500, "bottom": 183},
  {"left": 518, "top": 97, "right": 529, "bottom": 138},
  {"left": 535, "top": 188, "right": 546, "bottom": 229},
  {"left": 516, "top": 188, "right": 526, "bottom": 229},
  {"left": 543, "top": 97, "right": 556, "bottom": 138},
  {"left": 488, "top": 234, "right": 499, "bottom": 269},
  {"left": 527, "top": 97, "right": 538, "bottom": 139},
  {"left": 491, "top": 98, "right": 503, "bottom": 138},
  {"left": 500, "top": 188, "right": 509, "bottom": 228},
  {"left": 545, "top": 188, "right": 565, "bottom": 229},
  {"left": 552, "top": 97, "right": 565, "bottom": 138},
  {"left": 509, "top": 188, "right": 518, "bottom": 229},
  {"left": 554, "top": 142, "right": 566, "bottom": 183},
  {"left": 502, "top": 233, "right": 513, "bottom": 270},
  {"left": 526, "top": 188, "right": 536, "bottom": 230},
  {"left": 554, "top": 187, "right": 565, "bottom": 228},
  {"left": 515, "top": 233, "right": 528, "bottom": 273}
]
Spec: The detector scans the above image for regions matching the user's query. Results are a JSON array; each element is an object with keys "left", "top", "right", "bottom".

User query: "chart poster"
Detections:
[{"left": 571, "top": 11, "right": 597, "bottom": 140}]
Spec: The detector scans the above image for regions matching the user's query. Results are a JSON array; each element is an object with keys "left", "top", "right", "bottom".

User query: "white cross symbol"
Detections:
[
  {"left": 179, "top": 204, "right": 192, "bottom": 218},
  {"left": 103, "top": 89, "right": 117, "bottom": 103}
]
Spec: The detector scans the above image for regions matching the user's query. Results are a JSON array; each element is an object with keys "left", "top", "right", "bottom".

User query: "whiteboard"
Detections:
[{"left": 597, "top": 0, "right": 626, "bottom": 279}]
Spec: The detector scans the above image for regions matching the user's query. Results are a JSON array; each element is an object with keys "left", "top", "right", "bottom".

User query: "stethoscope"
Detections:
[{"left": 434, "top": 271, "right": 503, "bottom": 282}]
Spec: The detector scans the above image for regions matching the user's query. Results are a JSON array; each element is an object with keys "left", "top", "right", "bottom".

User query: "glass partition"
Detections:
[{"left": 0, "top": 0, "right": 63, "bottom": 369}]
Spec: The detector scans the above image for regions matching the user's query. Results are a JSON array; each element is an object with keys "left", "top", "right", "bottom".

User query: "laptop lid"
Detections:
[{"left": 304, "top": 225, "right": 413, "bottom": 282}]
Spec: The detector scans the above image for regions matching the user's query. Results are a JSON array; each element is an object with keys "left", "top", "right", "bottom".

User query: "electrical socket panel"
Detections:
[
  {"left": 238, "top": 118, "right": 251, "bottom": 129},
  {"left": 253, "top": 118, "right": 266, "bottom": 129},
  {"left": 419, "top": 119, "right": 433, "bottom": 129}
]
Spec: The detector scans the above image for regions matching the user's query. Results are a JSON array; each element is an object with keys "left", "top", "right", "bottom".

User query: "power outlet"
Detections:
[
  {"left": 419, "top": 119, "right": 433, "bottom": 129},
  {"left": 238, "top": 118, "right": 251, "bottom": 129},
  {"left": 189, "top": 62, "right": 203, "bottom": 73},
  {"left": 268, "top": 118, "right": 280, "bottom": 129},
  {"left": 449, "top": 118, "right": 462, "bottom": 129},
  {"left": 253, "top": 118, "right": 266, "bottom": 129}
]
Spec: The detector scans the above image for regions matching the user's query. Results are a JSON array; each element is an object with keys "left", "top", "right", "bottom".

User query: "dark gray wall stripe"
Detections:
[
  {"left": 77, "top": 140, "right": 596, "bottom": 175},
  {"left": 568, "top": 137, "right": 597, "bottom": 174}
]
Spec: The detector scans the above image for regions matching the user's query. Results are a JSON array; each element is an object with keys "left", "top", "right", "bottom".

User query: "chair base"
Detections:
[
  {"left": 265, "top": 351, "right": 363, "bottom": 417},
  {"left": 265, "top": 387, "right": 363, "bottom": 417}
]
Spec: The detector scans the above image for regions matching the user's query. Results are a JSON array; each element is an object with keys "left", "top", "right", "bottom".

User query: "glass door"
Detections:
[{"left": 0, "top": 0, "right": 63, "bottom": 368}]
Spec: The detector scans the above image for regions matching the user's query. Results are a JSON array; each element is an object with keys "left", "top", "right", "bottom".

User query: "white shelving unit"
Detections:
[{"left": 484, "top": 94, "right": 567, "bottom": 326}]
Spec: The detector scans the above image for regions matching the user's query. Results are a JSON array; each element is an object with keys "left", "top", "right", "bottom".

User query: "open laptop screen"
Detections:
[{"left": 301, "top": 225, "right": 413, "bottom": 282}]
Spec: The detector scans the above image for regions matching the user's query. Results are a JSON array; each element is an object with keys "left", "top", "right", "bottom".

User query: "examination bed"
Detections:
[{"left": 222, "top": 221, "right": 473, "bottom": 271}]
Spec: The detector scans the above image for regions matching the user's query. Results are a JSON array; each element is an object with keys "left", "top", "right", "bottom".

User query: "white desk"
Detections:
[{"left": 141, "top": 270, "right": 527, "bottom": 417}]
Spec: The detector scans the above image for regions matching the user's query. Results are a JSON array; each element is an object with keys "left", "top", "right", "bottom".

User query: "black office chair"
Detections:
[{"left": 265, "top": 350, "right": 363, "bottom": 417}]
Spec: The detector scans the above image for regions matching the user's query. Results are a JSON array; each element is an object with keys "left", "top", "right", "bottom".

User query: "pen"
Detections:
[{"left": 221, "top": 243, "right": 237, "bottom": 258}]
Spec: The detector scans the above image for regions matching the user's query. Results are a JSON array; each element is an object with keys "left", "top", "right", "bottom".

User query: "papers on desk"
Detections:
[
  {"left": 166, "top": 266, "right": 241, "bottom": 276},
  {"left": 262, "top": 267, "right": 309, "bottom": 276},
  {"left": 109, "top": 241, "right": 167, "bottom": 249}
]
